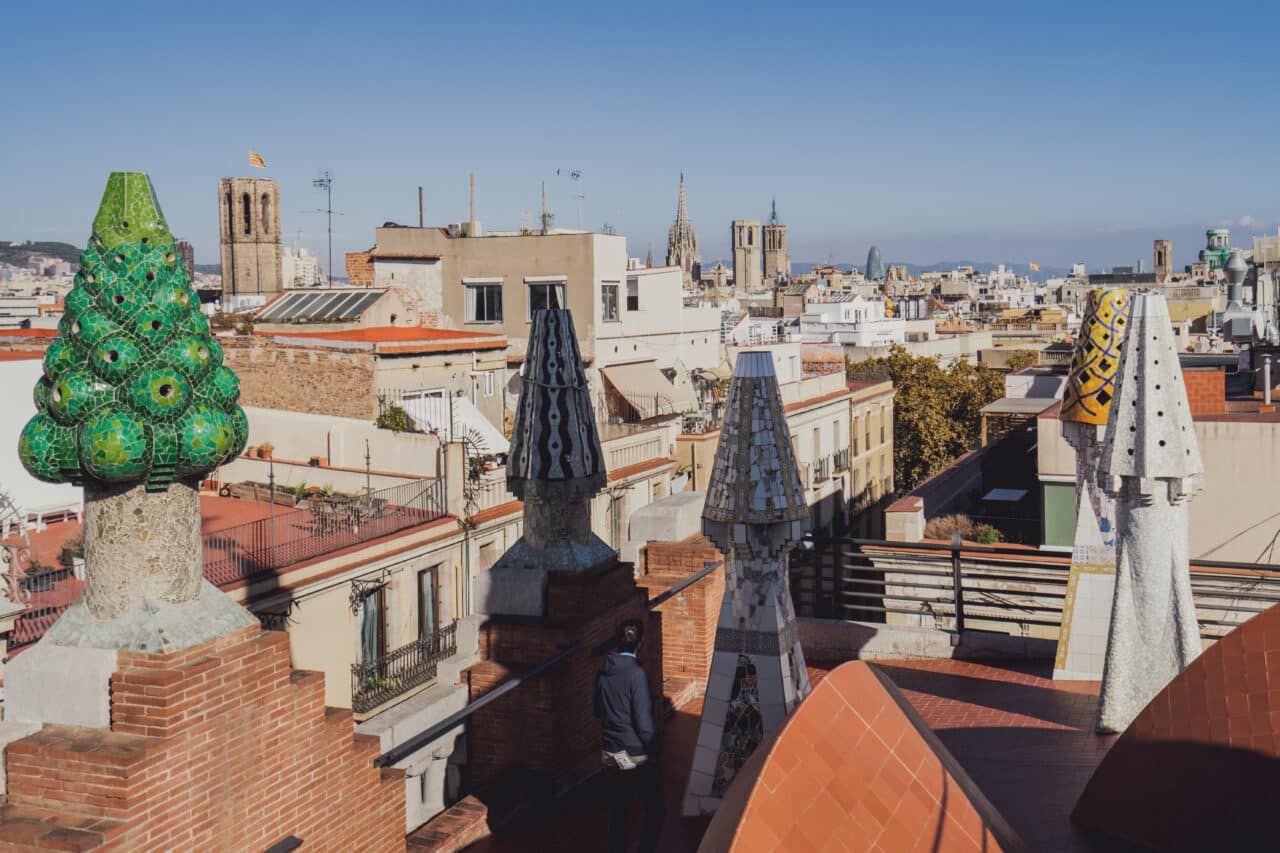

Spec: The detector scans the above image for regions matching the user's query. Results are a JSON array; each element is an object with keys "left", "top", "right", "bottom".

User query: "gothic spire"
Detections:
[
  {"left": 769, "top": 196, "right": 779, "bottom": 225},
  {"left": 676, "top": 173, "right": 689, "bottom": 225}
]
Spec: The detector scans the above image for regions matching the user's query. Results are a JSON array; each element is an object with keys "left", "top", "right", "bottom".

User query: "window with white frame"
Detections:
[
  {"left": 601, "top": 281, "right": 619, "bottom": 321},
  {"left": 526, "top": 277, "right": 566, "bottom": 318},
  {"left": 626, "top": 277, "right": 639, "bottom": 311},
  {"left": 473, "top": 371, "right": 495, "bottom": 397},
  {"left": 464, "top": 280, "right": 503, "bottom": 323}
]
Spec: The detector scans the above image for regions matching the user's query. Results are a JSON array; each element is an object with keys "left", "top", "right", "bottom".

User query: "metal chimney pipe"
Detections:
[
  {"left": 1266, "top": 354, "right": 1273, "bottom": 405},
  {"left": 418, "top": 186, "right": 424, "bottom": 228}
]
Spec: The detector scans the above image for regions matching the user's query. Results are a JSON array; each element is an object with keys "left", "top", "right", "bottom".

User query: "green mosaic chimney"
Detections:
[{"left": 19, "top": 173, "right": 247, "bottom": 491}]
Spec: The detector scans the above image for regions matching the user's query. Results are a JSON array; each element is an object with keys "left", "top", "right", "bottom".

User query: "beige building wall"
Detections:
[
  {"left": 1037, "top": 414, "right": 1280, "bottom": 563},
  {"left": 372, "top": 227, "right": 628, "bottom": 363}
]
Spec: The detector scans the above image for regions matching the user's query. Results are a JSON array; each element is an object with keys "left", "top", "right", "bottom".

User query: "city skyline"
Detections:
[{"left": 5, "top": 1, "right": 1279, "bottom": 272}]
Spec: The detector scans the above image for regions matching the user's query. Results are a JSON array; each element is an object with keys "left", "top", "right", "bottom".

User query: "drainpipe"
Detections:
[{"left": 1265, "top": 354, "right": 1273, "bottom": 405}]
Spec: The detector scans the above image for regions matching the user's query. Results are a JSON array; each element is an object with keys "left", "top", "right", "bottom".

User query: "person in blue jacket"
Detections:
[{"left": 595, "top": 619, "right": 665, "bottom": 853}]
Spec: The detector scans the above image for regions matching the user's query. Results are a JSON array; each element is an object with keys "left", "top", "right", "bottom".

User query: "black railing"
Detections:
[
  {"left": 352, "top": 621, "right": 458, "bottom": 714},
  {"left": 203, "top": 477, "right": 447, "bottom": 587},
  {"left": 790, "top": 535, "right": 1280, "bottom": 641},
  {"left": 833, "top": 448, "right": 851, "bottom": 472}
]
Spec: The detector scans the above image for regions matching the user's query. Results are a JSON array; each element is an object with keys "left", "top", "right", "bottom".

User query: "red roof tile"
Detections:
[
  {"left": 0, "top": 350, "right": 44, "bottom": 361},
  {"left": 265, "top": 325, "right": 501, "bottom": 344},
  {"left": 0, "top": 328, "right": 57, "bottom": 338}
]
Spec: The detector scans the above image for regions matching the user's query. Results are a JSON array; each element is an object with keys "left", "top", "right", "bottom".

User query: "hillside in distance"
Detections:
[{"left": 0, "top": 241, "right": 81, "bottom": 268}]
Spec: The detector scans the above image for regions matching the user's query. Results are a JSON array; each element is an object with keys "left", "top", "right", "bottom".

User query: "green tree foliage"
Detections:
[
  {"left": 848, "top": 346, "right": 1007, "bottom": 493},
  {"left": 1004, "top": 349, "right": 1038, "bottom": 371},
  {"left": 375, "top": 403, "right": 419, "bottom": 434}
]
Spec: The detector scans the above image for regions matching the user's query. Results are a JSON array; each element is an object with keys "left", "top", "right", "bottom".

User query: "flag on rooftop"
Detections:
[
  {"left": 1030, "top": 262, "right": 1041, "bottom": 271},
  {"left": 249, "top": 151, "right": 266, "bottom": 169}
]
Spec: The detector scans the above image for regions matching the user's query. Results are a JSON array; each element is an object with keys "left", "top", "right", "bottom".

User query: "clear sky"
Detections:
[{"left": 4, "top": 0, "right": 1279, "bottom": 273}]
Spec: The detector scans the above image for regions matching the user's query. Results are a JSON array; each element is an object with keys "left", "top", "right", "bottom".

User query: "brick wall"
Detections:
[
  {"left": 347, "top": 251, "right": 374, "bottom": 286},
  {"left": 637, "top": 536, "right": 724, "bottom": 696},
  {"left": 222, "top": 336, "right": 379, "bottom": 419},
  {"left": 464, "top": 563, "right": 656, "bottom": 788},
  {"left": 1184, "top": 368, "right": 1226, "bottom": 415},
  {"left": 1, "top": 625, "right": 405, "bottom": 851}
]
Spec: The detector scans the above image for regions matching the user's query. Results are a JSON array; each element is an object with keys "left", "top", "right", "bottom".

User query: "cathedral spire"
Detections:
[
  {"left": 667, "top": 174, "right": 699, "bottom": 287},
  {"left": 769, "top": 196, "right": 779, "bottom": 225}
]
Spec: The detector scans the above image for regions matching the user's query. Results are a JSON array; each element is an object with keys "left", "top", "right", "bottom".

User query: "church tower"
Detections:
[
  {"left": 731, "top": 219, "right": 763, "bottom": 293},
  {"left": 666, "top": 174, "right": 701, "bottom": 287},
  {"left": 218, "top": 177, "right": 282, "bottom": 300},
  {"left": 762, "top": 197, "right": 790, "bottom": 282}
]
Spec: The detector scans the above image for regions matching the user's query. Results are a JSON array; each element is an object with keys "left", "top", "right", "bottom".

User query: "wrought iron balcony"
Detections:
[
  {"left": 833, "top": 448, "right": 851, "bottom": 473},
  {"left": 351, "top": 621, "right": 458, "bottom": 714},
  {"left": 813, "top": 456, "right": 831, "bottom": 483}
]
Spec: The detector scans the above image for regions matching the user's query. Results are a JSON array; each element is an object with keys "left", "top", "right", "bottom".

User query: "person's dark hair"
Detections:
[{"left": 617, "top": 619, "right": 644, "bottom": 653}]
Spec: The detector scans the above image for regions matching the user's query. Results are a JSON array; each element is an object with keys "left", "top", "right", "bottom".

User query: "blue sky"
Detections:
[{"left": 4, "top": 0, "right": 1279, "bottom": 272}]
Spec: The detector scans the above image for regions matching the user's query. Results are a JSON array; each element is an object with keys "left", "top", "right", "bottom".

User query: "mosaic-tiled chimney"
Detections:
[
  {"left": 1094, "top": 292, "right": 1203, "bottom": 733},
  {"left": 475, "top": 309, "right": 613, "bottom": 615},
  {"left": 1054, "top": 289, "right": 1131, "bottom": 681},
  {"left": 15, "top": 173, "right": 252, "bottom": 654},
  {"left": 683, "top": 350, "right": 811, "bottom": 816}
]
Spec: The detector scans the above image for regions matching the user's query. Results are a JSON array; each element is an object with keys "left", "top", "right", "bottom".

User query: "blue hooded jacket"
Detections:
[{"left": 594, "top": 652, "right": 656, "bottom": 757}]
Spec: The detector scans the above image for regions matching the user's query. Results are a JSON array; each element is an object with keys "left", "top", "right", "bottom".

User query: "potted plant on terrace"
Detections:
[{"left": 59, "top": 532, "right": 84, "bottom": 567}]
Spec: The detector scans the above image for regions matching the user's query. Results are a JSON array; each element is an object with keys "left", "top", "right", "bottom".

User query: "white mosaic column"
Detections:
[
  {"left": 1054, "top": 289, "right": 1131, "bottom": 680},
  {"left": 1094, "top": 292, "right": 1203, "bottom": 734},
  {"left": 683, "top": 351, "right": 811, "bottom": 817}
]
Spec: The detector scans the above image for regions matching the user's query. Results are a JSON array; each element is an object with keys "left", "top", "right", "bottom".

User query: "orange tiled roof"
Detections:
[
  {"left": 703, "top": 660, "right": 1023, "bottom": 851},
  {"left": 260, "top": 325, "right": 508, "bottom": 354},
  {"left": 0, "top": 350, "right": 45, "bottom": 361},
  {"left": 0, "top": 328, "right": 57, "bottom": 338}
]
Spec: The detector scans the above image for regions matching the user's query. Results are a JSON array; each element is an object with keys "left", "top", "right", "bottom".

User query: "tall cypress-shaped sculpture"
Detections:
[
  {"left": 475, "top": 309, "right": 613, "bottom": 615},
  {"left": 684, "top": 351, "right": 811, "bottom": 816},
  {"left": 1094, "top": 292, "right": 1203, "bottom": 733},
  {"left": 1054, "top": 289, "right": 1131, "bottom": 680},
  {"left": 15, "top": 172, "right": 251, "bottom": 650}
]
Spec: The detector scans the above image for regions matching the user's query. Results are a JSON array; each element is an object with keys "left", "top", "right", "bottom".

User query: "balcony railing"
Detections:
[
  {"left": 813, "top": 456, "right": 831, "bottom": 483},
  {"left": 203, "top": 477, "right": 447, "bottom": 587},
  {"left": 833, "top": 448, "right": 851, "bottom": 472},
  {"left": 351, "top": 621, "right": 458, "bottom": 714}
]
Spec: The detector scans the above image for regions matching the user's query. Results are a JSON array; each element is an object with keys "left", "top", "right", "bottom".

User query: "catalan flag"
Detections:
[
  {"left": 249, "top": 151, "right": 266, "bottom": 169},
  {"left": 1029, "top": 261, "right": 1041, "bottom": 271}
]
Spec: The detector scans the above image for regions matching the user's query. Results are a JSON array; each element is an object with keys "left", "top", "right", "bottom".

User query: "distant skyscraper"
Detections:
[
  {"left": 732, "top": 219, "right": 763, "bottom": 292},
  {"left": 218, "top": 176, "right": 283, "bottom": 299},
  {"left": 866, "top": 245, "right": 885, "bottom": 280},
  {"left": 666, "top": 174, "right": 700, "bottom": 287},
  {"left": 176, "top": 239, "right": 195, "bottom": 278},
  {"left": 762, "top": 198, "right": 790, "bottom": 282}
]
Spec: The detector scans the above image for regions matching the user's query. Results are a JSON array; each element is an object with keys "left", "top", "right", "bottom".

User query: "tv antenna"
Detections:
[
  {"left": 306, "top": 171, "right": 344, "bottom": 287},
  {"left": 558, "top": 169, "right": 584, "bottom": 230}
]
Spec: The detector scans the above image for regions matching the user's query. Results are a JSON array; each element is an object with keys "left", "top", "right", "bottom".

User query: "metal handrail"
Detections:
[{"left": 792, "top": 535, "right": 1280, "bottom": 639}]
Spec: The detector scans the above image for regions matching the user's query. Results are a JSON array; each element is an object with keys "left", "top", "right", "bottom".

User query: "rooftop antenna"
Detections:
[
  {"left": 558, "top": 169, "right": 584, "bottom": 230},
  {"left": 418, "top": 186, "right": 424, "bottom": 228},
  {"left": 306, "top": 171, "right": 343, "bottom": 287}
]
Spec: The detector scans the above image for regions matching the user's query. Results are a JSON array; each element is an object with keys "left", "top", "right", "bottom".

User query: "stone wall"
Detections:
[
  {"left": 222, "top": 336, "right": 378, "bottom": 420},
  {"left": 1, "top": 625, "right": 405, "bottom": 850},
  {"left": 637, "top": 536, "right": 724, "bottom": 696}
]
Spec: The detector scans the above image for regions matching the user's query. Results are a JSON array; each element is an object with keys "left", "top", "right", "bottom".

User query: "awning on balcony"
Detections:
[
  {"left": 398, "top": 394, "right": 509, "bottom": 455},
  {"left": 601, "top": 361, "right": 698, "bottom": 420}
]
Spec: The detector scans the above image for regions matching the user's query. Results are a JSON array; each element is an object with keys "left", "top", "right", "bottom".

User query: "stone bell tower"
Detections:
[{"left": 218, "top": 176, "right": 282, "bottom": 299}]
